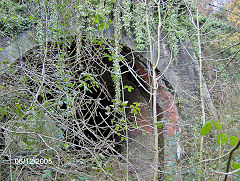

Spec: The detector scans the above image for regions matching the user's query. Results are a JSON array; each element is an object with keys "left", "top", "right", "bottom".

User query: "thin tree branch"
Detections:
[{"left": 224, "top": 139, "right": 240, "bottom": 181}]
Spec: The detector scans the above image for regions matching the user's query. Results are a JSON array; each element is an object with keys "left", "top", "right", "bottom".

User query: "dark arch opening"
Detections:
[
  {"left": 61, "top": 37, "right": 155, "bottom": 156},
  {"left": 0, "top": 36, "right": 171, "bottom": 167}
]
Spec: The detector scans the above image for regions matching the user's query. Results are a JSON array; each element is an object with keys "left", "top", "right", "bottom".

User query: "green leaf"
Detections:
[
  {"left": 63, "top": 143, "right": 70, "bottom": 149},
  {"left": 0, "top": 48, "right": 3, "bottom": 51},
  {"left": 128, "top": 86, "right": 134, "bottom": 92},
  {"left": 231, "top": 162, "right": 240, "bottom": 176},
  {"left": 214, "top": 122, "right": 221, "bottom": 130},
  {"left": 100, "top": 23, "right": 105, "bottom": 30},
  {"left": 108, "top": 56, "right": 113, "bottom": 61},
  {"left": 133, "top": 109, "right": 138, "bottom": 114},
  {"left": 14, "top": 103, "right": 21, "bottom": 109},
  {"left": 29, "top": 16, "right": 34, "bottom": 20},
  {"left": 67, "top": 83, "right": 74, "bottom": 87},
  {"left": 42, "top": 169, "right": 52, "bottom": 179},
  {"left": 121, "top": 137, "right": 125, "bottom": 141},
  {"left": 133, "top": 102, "right": 141, "bottom": 106},
  {"left": 105, "top": 23, "right": 109, "bottom": 29},
  {"left": 229, "top": 136, "right": 239, "bottom": 147},
  {"left": 154, "top": 122, "right": 164, "bottom": 128},
  {"left": 16, "top": 109, "right": 23, "bottom": 116},
  {"left": 217, "top": 133, "right": 229, "bottom": 145},
  {"left": 200, "top": 122, "right": 213, "bottom": 136},
  {"left": 121, "top": 101, "right": 128, "bottom": 107},
  {"left": 135, "top": 107, "right": 140, "bottom": 111}
]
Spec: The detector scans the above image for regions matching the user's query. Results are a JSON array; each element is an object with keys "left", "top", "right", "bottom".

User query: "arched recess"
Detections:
[{"left": 0, "top": 35, "right": 180, "bottom": 180}]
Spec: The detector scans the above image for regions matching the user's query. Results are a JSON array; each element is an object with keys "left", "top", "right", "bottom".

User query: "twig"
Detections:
[
  {"left": 224, "top": 139, "right": 240, "bottom": 181},
  {"left": 215, "top": 167, "right": 240, "bottom": 176}
]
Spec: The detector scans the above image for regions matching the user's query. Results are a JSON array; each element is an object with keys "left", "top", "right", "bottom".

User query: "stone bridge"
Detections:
[{"left": 0, "top": 28, "right": 216, "bottom": 180}]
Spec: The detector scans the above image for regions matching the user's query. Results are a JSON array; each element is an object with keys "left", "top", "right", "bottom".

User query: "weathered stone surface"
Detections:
[
  {"left": 101, "top": 26, "right": 216, "bottom": 121},
  {"left": 0, "top": 31, "right": 37, "bottom": 73},
  {"left": 4, "top": 112, "right": 61, "bottom": 156}
]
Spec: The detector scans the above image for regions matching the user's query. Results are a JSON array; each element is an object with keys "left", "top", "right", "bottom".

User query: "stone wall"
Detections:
[{"left": 0, "top": 28, "right": 217, "bottom": 180}]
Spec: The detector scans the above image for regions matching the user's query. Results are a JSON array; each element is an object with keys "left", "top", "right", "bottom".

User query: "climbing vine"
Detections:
[{"left": 113, "top": 1, "right": 121, "bottom": 101}]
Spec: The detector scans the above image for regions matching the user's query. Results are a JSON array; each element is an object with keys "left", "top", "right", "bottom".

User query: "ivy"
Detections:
[
  {"left": 113, "top": 2, "right": 121, "bottom": 102},
  {"left": 0, "top": 0, "right": 31, "bottom": 36},
  {"left": 130, "top": 102, "right": 141, "bottom": 115},
  {"left": 133, "top": 2, "right": 149, "bottom": 51},
  {"left": 122, "top": 0, "right": 132, "bottom": 36}
]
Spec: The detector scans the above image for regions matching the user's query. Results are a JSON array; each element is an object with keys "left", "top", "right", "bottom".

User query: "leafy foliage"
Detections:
[{"left": 0, "top": 0, "right": 31, "bottom": 35}]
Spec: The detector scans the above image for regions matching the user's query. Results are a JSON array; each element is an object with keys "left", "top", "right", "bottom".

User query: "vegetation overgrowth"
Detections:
[{"left": 0, "top": 0, "right": 239, "bottom": 180}]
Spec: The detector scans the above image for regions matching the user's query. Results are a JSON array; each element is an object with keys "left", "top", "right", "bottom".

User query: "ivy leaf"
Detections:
[
  {"left": 229, "top": 136, "right": 239, "bottom": 147},
  {"left": 217, "top": 133, "right": 229, "bottom": 145},
  {"left": 200, "top": 121, "right": 213, "bottom": 136}
]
